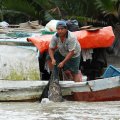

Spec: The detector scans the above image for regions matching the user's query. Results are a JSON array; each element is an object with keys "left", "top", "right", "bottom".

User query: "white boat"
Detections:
[{"left": 0, "top": 76, "right": 120, "bottom": 102}]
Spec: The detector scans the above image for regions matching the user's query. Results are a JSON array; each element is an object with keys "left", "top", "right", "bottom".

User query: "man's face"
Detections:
[{"left": 56, "top": 27, "right": 67, "bottom": 37}]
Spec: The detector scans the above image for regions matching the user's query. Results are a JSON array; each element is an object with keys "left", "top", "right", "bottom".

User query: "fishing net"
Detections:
[{"left": 48, "top": 69, "right": 64, "bottom": 102}]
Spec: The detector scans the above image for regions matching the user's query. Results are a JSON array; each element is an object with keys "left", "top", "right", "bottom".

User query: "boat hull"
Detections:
[
  {"left": 0, "top": 76, "right": 120, "bottom": 102},
  {"left": 2, "top": 87, "right": 120, "bottom": 102},
  {"left": 72, "top": 87, "right": 120, "bottom": 102}
]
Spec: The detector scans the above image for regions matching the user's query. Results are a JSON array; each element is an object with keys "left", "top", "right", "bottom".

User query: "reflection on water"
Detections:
[{"left": 0, "top": 101, "right": 120, "bottom": 120}]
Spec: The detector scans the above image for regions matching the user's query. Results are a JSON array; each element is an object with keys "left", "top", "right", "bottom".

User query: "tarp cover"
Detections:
[{"left": 27, "top": 26, "right": 115, "bottom": 53}]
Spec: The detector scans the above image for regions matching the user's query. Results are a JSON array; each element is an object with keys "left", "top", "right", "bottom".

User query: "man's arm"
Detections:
[
  {"left": 58, "top": 50, "right": 74, "bottom": 68},
  {"left": 63, "top": 50, "right": 74, "bottom": 64},
  {"left": 49, "top": 47, "right": 56, "bottom": 65}
]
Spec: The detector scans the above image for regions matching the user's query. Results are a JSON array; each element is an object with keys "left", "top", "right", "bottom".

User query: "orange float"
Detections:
[{"left": 27, "top": 26, "right": 115, "bottom": 53}]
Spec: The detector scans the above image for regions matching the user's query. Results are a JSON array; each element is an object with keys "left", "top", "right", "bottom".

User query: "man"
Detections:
[{"left": 48, "top": 20, "right": 81, "bottom": 82}]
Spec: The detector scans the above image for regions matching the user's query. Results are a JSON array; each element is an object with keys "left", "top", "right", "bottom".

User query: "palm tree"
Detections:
[
  {"left": 1, "top": 0, "right": 99, "bottom": 24},
  {"left": 2, "top": 0, "right": 56, "bottom": 24},
  {"left": 3, "top": 0, "right": 36, "bottom": 18},
  {"left": 94, "top": 0, "right": 120, "bottom": 27},
  {"left": 94, "top": 0, "right": 120, "bottom": 56},
  {"left": 1, "top": 0, "right": 120, "bottom": 27}
]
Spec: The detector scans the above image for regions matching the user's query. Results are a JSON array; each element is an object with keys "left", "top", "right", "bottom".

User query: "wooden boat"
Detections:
[{"left": 0, "top": 76, "right": 120, "bottom": 102}]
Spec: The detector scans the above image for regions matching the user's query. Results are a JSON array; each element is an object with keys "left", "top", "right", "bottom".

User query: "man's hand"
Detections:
[{"left": 58, "top": 61, "right": 65, "bottom": 68}]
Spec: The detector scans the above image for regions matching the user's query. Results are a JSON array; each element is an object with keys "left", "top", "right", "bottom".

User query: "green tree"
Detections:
[
  {"left": 94, "top": 0, "right": 120, "bottom": 27},
  {"left": 0, "top": 0, "right": 4, "bottom": 21},
  {"left": 2, "top": 0, "right": 120, "bottom": 27}
]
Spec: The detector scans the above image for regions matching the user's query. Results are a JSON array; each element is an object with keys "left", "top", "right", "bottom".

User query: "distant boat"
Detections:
[
  {"left": 0, "top": 40, "right": 33, "bottom": 46},
  {"left": 0, "top": 76, "right": 120, "bottom": 102}
]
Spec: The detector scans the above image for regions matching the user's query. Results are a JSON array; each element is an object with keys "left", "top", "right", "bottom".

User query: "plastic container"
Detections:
[{"left": 102, "top": 65, "right": 120, "bottom": 78}]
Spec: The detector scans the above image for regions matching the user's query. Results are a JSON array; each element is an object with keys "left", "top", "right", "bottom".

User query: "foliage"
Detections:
[
  {"left": 94, "top": 0, "right": 120, "bottom": 26},
  {"left": 95, "top": 0, "right": 118, "bottom": 15},
  {"left": 1, "top": 0, "right": 120, "bottom": 26},
  {"left": 0, "top": 0, "right": 5, "bottom": 21},
  {"left": 3, "top": 0, "right": 36, "bottom": 17}
]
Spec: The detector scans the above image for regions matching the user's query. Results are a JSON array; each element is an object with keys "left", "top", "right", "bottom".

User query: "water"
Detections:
[{"left": 0, "top": 101, "right": 120, "bottom": 120}]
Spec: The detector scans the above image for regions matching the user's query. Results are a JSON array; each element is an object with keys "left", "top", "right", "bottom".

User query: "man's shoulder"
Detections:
[
  {"left": 52, "top": 33, "right": 58, "bottom": 40},
  {"left": 68, "top": 31, "right": 76, "bottom": 39}
]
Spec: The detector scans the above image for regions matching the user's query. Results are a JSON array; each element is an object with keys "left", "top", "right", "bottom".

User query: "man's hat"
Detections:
[{"left": 56, "top": 21, "right": 67, "bottom": 29}]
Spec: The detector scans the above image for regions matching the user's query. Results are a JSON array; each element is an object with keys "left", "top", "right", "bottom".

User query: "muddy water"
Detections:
[{"left": 0, "top": 101, "right": 120, "bottom": 120}]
